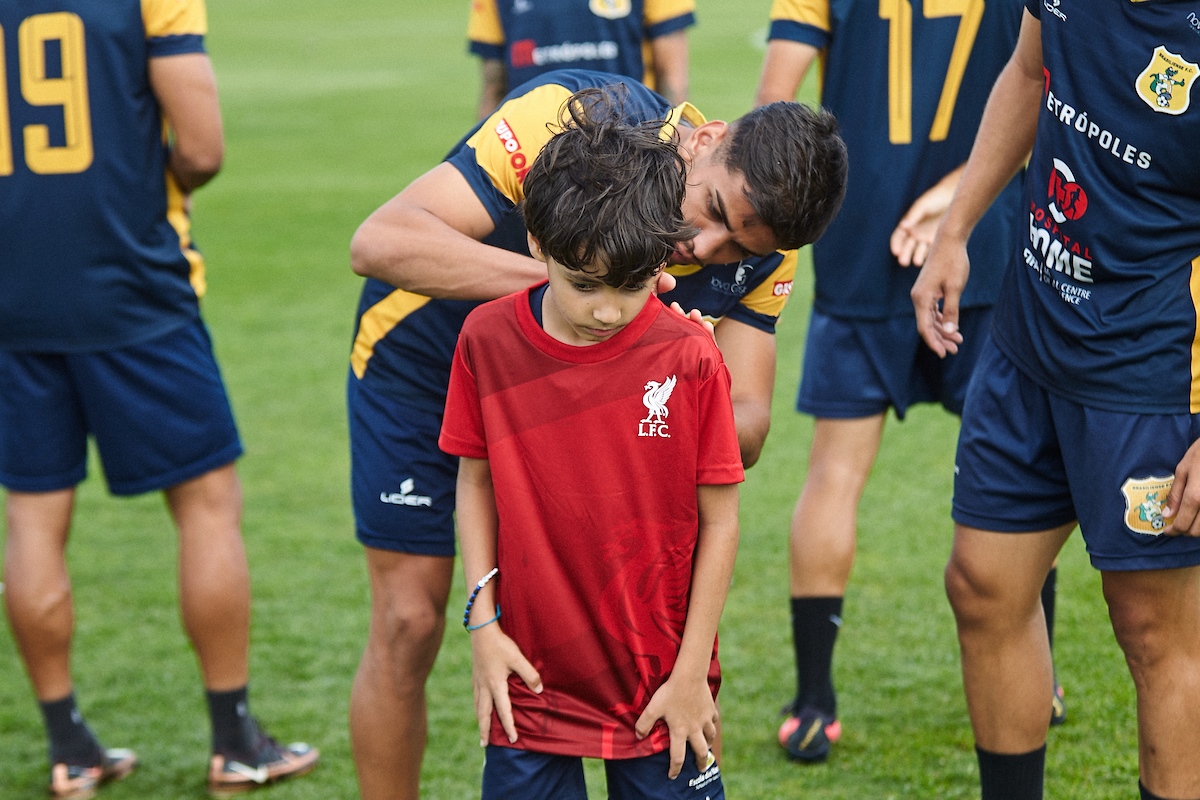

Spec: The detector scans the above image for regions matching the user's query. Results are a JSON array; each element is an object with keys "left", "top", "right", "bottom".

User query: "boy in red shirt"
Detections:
[{"left": 440, "top": 87, "right": 742, "bottom": 799}]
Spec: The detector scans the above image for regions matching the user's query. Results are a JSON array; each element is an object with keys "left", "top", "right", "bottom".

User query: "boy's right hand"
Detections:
[{"left": 470, "top": 624, "right": 542, "bottom": 746}]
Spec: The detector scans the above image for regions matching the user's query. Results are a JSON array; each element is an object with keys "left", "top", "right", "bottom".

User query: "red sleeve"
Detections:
[
  {"left": 439, "top": 336, "right": 488, "bottom": 459},
  {"left": 695, "top": 359, "right": 745, "bottom": 485}
]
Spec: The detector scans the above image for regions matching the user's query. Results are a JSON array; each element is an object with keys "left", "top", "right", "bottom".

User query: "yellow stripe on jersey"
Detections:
[
  {"left": 351, "top": 290, "right": 433, "bottom": 379},
  {"left": 164, "top": 165, "right": 205, "bottom": 298},
  {"left": 742, "top": 249, "right": 798, "bottom": 318},
  {"left": 665, "top": 263, "right": 703, "bottom": 277},
  {"left": 769, "top": 0, "right": 830, "bottom": 33},
  {"left": 645, "top": 0, "right": 696, "bottom": 26},
  {"left": 467, "top": 83, "right": 576, "bottom": 204},
  {"left": 467, "top": 0, "right": 504, "bottom": 47},
  {"left": 1190, "top": 255, "right": 1200, "bottom": 412},
  {"left": 141, "top": 0, "right": 207, "bottom": 38}
]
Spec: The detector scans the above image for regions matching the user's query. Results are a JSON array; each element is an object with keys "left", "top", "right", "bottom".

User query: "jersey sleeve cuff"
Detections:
[
  {"left": 147, "top": 33, "right": 206, "bottom": 58},
  {"left": 646, "top": 13, "right": 696, "bottom": 39},
  {"left": 767, "top": 19, "right": 827, "bottom": 49},
  {"left": 469, "top": 40, "right": 505, "bottom": 60}
]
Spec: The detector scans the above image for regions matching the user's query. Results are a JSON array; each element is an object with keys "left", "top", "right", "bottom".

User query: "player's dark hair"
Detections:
[
  {"left": 722, "top": 102, "right": 848, "bottom": 250},
  {"left": 523, "top": 86, "right": 695, "bottom": 289}
]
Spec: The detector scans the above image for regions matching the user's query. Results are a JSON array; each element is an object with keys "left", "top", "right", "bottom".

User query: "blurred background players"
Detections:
[
  {"left": 467, "top": 0, "right": 694, "bottom": 118},
  {"left": 347, "top": 69, "right": 845, "bottom": 800},
  {"left": 912, "top": 3, "right": 1200, "bottom": 798},
  {"left": 0, "top": 1, "right": 316, "bottom": 796},
  {"left": 753, "top": 0, "right": 1067, "bottom": 763}
]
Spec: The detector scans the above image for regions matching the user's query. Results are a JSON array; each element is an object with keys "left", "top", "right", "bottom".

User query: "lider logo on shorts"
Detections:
[
  {"left": 1135, "top": 46, "right": 1197, "bottom": 115},
  {"left": 1120, "top": 476, "right": 1173, "bottom": 536},
  {"left": 639, "top": 374, "right": 676, "bottom": 438}
]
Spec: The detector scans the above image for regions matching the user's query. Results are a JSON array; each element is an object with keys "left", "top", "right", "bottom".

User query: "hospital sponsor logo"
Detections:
[
  {"left": 1121, "top": 476, "right": 1173, "bottom": 536},
  {"left": 639, "top": 375, "right": 676, "bottom": 439},
  {"left": 1135, "top": 46, "right": 1197, "bottom": 115},
  {"left": 380, "top": 478, "right": 433, "bottom": 507}
]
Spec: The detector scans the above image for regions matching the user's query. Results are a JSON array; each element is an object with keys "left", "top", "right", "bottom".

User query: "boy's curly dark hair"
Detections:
[
  {"left": 722, "top": 102, "right": 848, "bottom": 251},
  {"left": 522, "top": 86, "right": 695, "bottom": 289}
]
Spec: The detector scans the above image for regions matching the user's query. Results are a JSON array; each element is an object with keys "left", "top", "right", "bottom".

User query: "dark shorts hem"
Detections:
[
  {"left": 1088, "top": 547, "right": 1200, "bottom": 572},
  {"left": 0, "top": 464, "right": 89, "bottom": 493},
  {"left": 109, "top": 441, "right": 243, "bottom": 496},
  {"left": 357, "top": 528, "right": 457, "bottom": 558},
  {"left": 951, "top": 506, "right": 1077, "bottom": 535}
]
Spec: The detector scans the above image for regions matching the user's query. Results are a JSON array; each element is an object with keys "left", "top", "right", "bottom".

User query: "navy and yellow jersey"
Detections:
[
  {"left": 0, "top": 0, "right": 209, "bottom": 352},
  {"left": 350, "top": 69, "right": 797, "bottom": 413},
  {"left": 768, "top": 0, "right": 1024, "bottom": 318},
  {"left": 990, "top": 0, "right": 1200, "bottom": 414},
  {"left": 467, "top": 0, "right": 695, "bottom": 92}
]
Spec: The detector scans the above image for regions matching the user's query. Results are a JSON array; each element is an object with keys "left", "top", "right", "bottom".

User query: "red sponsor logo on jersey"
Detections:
[
  {"left": 1047, "top": 158, "right": 1087, "bottom": 223},
  {"left": 773, "top": 280, "right": 793, "bottom": 297},
  {"left": 494, "top": 118, "right": 531, "bottom": 183},
  {"left": 510, "top": 39, "right": 536, "bottom": 69}
]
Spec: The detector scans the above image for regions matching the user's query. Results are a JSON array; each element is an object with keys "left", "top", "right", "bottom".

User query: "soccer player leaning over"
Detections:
[{"left": 440, "top": 89, "right": 741, "bottom": 799}]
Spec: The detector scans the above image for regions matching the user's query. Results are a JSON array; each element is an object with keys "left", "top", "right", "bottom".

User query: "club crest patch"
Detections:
[
  {"left": 1120, "top": 476, "right": 1173, "bottom": 536},
  {"left": 1135, "top": 46, "right": 1197, "bottom": 115},
  {"left": 590, "top": 0, "right": 632, "bottom": 20}
]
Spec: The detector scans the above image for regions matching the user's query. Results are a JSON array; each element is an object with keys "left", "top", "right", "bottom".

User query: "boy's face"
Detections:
[
  {"left": 531, "top": 235, "right": 658, "bottom": 347},
  {"left": 674, "top": 122, "right": 779, "bottom": 266}
]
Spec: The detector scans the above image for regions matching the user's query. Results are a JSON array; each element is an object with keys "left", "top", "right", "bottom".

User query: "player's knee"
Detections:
[
  {"left": 370, "top": 596, "right": 447, "bottom": 669},
  {"left": 944, "top": 555, "right": 1000, "bottom": 628},
  {"left": 1106, "top": 598, "right": 1174, "bottom": 673}
]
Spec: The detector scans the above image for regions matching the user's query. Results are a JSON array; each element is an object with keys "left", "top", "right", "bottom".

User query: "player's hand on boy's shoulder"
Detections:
[
  {"left": 1162, "top": 438, "right": 1200, "bottom": 537},
  {"left": 668, "top": 302, "right": 716, "bottom": 338},
  {"left": 470, "top": 625, "right": 542, "bottom": 746},
  {"left": 634, "top": 674, "right": 718, "bottom": 779}
]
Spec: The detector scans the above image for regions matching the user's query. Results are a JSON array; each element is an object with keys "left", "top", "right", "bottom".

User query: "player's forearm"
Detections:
[
  {"left": 650, "top": 31, "right": 689, "bottom": 106},
  {"left": 674, "top": 484, "right": 739, "bottom": 680},
  {"left": 754, "top": 40, "right": 818, "bottom": 107},
  {"left": 732, "top": 398, "right": 771, "bottom": 469},
  {"left": 939, "top": 13, "right": 1042, "bottom": 245},
  {"left": 457, "top": 457, "right": 502, "bottom": 625},
  {"left": 350, "top": 204, "right": 546, "bottom": 299},
  {"left": 477, "top": 58, "right": 507, "bottom": 121}
]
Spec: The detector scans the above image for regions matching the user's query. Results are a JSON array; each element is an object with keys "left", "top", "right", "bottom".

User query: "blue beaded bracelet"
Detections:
[
  {"left": 463, "top": 567, "right": 499, "bottom": 630},
  {"left": 465, "top": 605, "right": 501, "bottom": 632}
]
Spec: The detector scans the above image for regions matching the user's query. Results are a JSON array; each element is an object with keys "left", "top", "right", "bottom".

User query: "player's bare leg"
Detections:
[
  {"left": 791, "top": 415, "right": 885, "bottom": 597},
  {"left": 4, "top": 489, "right": 78, "bottom": 701},
  {"left": 166, "top": 463, "right": 250, "bottom": 690},
  {"left": 1102, "top": 566, "right": 1200, "bottom": 798},
  {"left": 351, "top": 548, "right": 453, "bottom": 800},
  {"left": 780, "top": 414, "right": 884, "bottom": 761},
  {"left": 945, "top": 523, "right": 1073, "bottom": 753}
]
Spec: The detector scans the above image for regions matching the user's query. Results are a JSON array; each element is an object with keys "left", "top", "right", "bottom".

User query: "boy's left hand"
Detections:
[{"left": 633, "top": 674, "right": 717, "bottom": 779}]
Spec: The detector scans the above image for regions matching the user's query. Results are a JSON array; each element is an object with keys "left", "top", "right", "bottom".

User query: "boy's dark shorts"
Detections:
[
  {"left": 796, "top": 307, "right": 992, "bottom": 420},
  {"left": 0, "top": 319, "right": 242, "bottom": 496},
  {"left": 953, "top": 341, "right": 1200, "bottom": 571},
  {"left": 482, "top": 745, "right": 725, "bottom": 800},
  {"left": 347, "top": 373, "right": 457, "bottom": 557}
]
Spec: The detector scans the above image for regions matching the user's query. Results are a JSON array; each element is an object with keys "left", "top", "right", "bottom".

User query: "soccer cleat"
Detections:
[
  {"left": 1050, "top": 681, "right": 1067, "bottom": 727},
  {"left": 778, "top": 705, "right": 840, "bottom": 763},
  {"left": 49, "top": 748, "right": 138, "bottom": 800},
  {"left": 207, "top": 719, "right": 319, "bottom": 796}
]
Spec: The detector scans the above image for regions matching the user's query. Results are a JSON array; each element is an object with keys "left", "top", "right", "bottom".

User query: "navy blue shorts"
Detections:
[
  {"left": 481, "top": 745, "right": 724, "bottom": 800},
  {"left": 796, "top": 307, "right": 992, "bottom": 420},
  {"left": 0, "top": 320, "right": 242, "bottom": 496},
  {"left": 954, "top": 342, "right": 1200, "bottom": 571},
  {"left": 347, "top": 373, "right": 457, "bottom": 556}
]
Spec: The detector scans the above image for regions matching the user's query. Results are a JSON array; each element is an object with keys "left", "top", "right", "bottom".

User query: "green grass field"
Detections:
[{"left": 1, "top": 1, "right": 1140, "bottom": 797}]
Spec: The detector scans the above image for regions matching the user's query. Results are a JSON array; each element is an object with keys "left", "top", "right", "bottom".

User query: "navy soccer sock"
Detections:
[
  {"left": 790, "top": 596, "right": 843, "bottom": 717},
  {"left": 40, "top": 693, "right": 103, "bottom": 766},
  {"left": 977, "top": 745, "right": 1045, "bottom": 800},
  {"left": 1040, "top": 566, "right": 1057, "bottom": 650},
  {"left": 206, "top": 685, "right": 256, "bottom": 758}
]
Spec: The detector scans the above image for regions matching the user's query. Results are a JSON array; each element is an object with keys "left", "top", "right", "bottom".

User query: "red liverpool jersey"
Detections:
[{"left": 440, "top": 284, "right": 743, "bottom": 758}]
